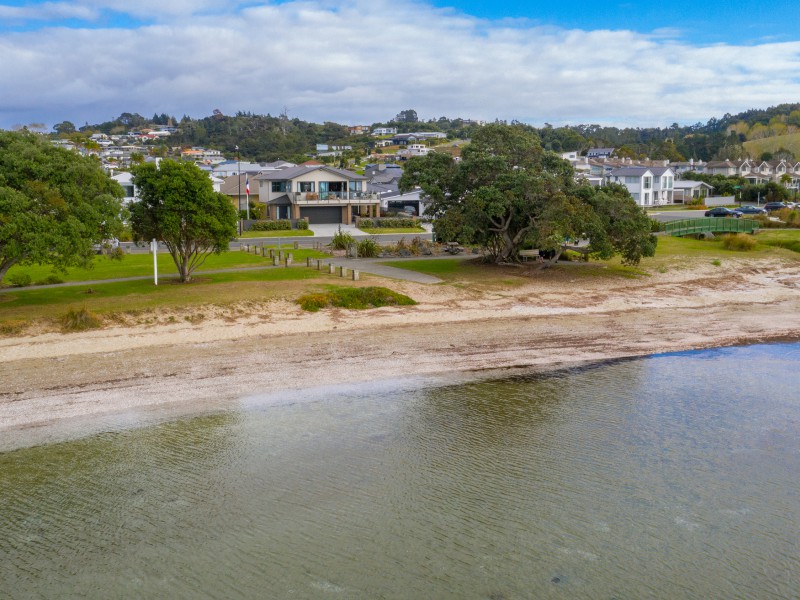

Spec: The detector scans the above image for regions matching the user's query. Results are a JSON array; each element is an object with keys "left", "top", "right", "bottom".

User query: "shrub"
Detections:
[
  {"left": 650, "top": 219, "right": 663, "bottom": 232},
  {"left": 297, "top": 293, "right": 331, "bottom": 312},
  {"left": 108, "top": 246, "right": 126, "bottom": 261},
  {"left": 62, "top": 306, "right": 102, "bottom": 331},
  {"left": 359, "top": 217, "right": 417, "bottom": 228},
  {"left": 250, "top": 219, "right": 293, "bottom": 231},
  {"left": 297, "top": 286, "right": 416, "bottom": 311},
  {"left": 409, "top": 236, "right": 429, "bottom": 255},
  {"left": 330, "top": 227, "right": 355, "bottom": 250},
  {"left": 296, "top": 219, "right": 309, "bottom": 230},
  {"left": 721, "top": 233, "right": 757, "bottom": 251},
  {"left": 34, "top": 274, "right": 64, "bottom": 285},
  {"left": 753, "top": 215, "right": 785, "bottom": 228},
  {"left": 7, "top": 272, "right": 31, "bottom": 287},
  {"left": 357, "top": 238, "right": 381, "bottom": 258}
]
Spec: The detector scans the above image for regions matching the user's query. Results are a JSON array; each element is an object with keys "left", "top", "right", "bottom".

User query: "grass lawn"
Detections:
[
  {"left": 240, "top": 230, "right": 314, "bottom": 238},
  {"left": 4, "top": 248, "right": 328, "bottom": 285},
  {"left": 0, "top": 267, "right": 336, "bottom": 327},
  {"left": 751, "top": 229, "right": 800, "bottom": 254},
  {"left": 359, "top": 227, "right": 427, "bottom": 235}
]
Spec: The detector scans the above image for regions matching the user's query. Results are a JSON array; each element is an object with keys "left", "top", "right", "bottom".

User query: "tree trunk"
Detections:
[{"left": 0, "top": 257, "right": 20, "bottom": 285}]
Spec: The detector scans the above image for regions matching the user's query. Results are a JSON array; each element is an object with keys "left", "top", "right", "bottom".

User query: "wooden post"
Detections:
[
  {"left": 273, "top": 256, "right": 279, "bottom": 266},
  {"left": 352, "top": 269, "right": 360, "bottom": 281},
  {"left": 329, "top": 263, "right": 335, "bottom": 274}
]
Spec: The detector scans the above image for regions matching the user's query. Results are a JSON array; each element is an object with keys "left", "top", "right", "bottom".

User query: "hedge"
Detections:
[
  {"left": 250, "top": 219, "right": 293, "bottom": 231},
  {"left": 359, "top": 217, "right": 417, "bottom": 228}
]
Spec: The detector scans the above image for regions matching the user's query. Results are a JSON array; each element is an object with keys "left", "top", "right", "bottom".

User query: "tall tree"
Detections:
[
  {"left": 400, "top": 124, "right": 656, "bottom": 265},
  {"left": 130, "top": 160, "right": 238, "bottom": 282},
  {"left": 0, "top": 131, "right": 123, "bottom": 284}
]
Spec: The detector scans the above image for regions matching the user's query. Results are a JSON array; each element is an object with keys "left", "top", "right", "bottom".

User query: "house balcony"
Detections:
[{"left": 290, "top": 191, "right": 379, "bottom": 205}]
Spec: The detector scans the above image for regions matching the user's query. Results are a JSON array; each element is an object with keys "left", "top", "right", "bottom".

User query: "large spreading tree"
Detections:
[
  {"left": 0, "top": 130, "right": 123, "bottom": 284},
  {"left": 130, "top": 160, "right": 238, "bottom": 282},
  {"left": 400, "top": 124, "right": 656, "bottom": 265}
]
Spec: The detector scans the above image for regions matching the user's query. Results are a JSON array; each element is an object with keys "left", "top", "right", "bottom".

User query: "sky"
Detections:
[{"left": 1, "top": 0, "right": 800, "bottom": 131}]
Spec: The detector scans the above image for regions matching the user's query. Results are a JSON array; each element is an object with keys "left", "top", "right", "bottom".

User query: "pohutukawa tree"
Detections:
[
  {"left": 0, "top": 130, "right": 123, "bottom": 284},
  {"left": 399, "top": 124, "right": 656, "bottom": 265},
  {"left": 130, "top": 160, "right": 238, "bottom": 282}
]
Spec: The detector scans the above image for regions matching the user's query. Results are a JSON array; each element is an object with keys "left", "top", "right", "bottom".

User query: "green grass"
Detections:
[
  {"left": 0, "top": 267, "right": 331, "bottom": 325},
  {"left": 753, "top": 229, "right": 800, "bottom": 254},
  {"left": 359, "top": 227, "right": 427, "bottom": 234},
  {"left": 239, "top": 230, "right": 314, "bottom": 238},
  {"left": 4, "top": 248, "right": 327, "bottom": 285}
]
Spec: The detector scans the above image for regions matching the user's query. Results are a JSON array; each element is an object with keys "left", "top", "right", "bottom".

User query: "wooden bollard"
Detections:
[
  {"left": 329, "top": 263, "right": 335, "bottom": 274},
  {"left": 352, "top": 269, "right": 360, "bottom": 281},
  {"left": 306, "top": 257, "right": 312, "bottom": 267},
  {"left": 284, "top": 257, "right": 289, "bottom": 268},
  {"left": 273, "top": 256, "right": 279, "bottom": 266},
  {"left": 246, "top": 244, "right": 250, "bottom": 252},
  {"left": 316, "top": 259, "right": 322, "bottom": 270},
  {"left": 278, "top": 251, "right": 284, "bottom": 260},
  {"left": 261, "top": 247, "right": 266, "bottom": 257},
  {"left": 269, "top": 249, "right": 275, "bottom": 258},
  {"left": 294, "top": 241, "right": 299, "bottom": 249},
  {"left": 340, "top": 267, "right": 347, "bottom": 278}
]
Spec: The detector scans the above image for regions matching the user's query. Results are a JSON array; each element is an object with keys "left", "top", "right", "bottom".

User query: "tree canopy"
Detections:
[
  {"left": 130, "top": 160, "right": 238, "bottom": 282},
  {"left": 0, "top": 130, "right": 123, "bottom": 284},
  {"left": 400, "top": 124, "right": 656, "bottom": 265}
]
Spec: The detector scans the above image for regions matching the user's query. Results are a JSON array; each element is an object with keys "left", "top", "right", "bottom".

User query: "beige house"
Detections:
[{"left": 254, "top": 165, "right": 379, "bottom": 224}]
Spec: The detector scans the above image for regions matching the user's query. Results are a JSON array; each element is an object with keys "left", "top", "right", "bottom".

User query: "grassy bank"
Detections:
[{"left": 239, "top": 230, "right": 314, "bottom": 238}]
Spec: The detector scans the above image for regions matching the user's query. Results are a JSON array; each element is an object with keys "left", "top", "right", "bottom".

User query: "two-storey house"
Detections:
[
  {"left": 254, "top": 165, "right": 378, "bottom": 224},
  {"left": 605, "top": 166, "right": 674, "bottom": 206}
]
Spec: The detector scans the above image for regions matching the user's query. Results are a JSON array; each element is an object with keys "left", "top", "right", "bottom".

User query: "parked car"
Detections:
[
  {"left": 737, "top": 205, "right": 767, "bottom": 215},
  {"left": 763, "top": 202, "right": 789, "bottom": 212},
  {"left": 704, "top": 207, "right": 742, "bottom": 218}
]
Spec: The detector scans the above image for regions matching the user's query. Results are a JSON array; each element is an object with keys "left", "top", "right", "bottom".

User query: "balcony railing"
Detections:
[{"left": 291, "top": 191, "right": 378, "bottom": 204}]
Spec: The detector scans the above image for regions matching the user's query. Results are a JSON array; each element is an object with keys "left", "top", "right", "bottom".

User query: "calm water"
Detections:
[{"left": 2, "top": 343, "right": 800, "bottom": 599}]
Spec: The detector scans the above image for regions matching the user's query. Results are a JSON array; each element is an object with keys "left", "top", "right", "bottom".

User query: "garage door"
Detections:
[{"left": 300, "top": 206, "right": 342, "bottom": 224}]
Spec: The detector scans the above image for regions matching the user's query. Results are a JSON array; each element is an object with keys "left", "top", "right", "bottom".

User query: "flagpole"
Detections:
[{"left": 246, "top": 174, "right": 250, "bottom": 220}]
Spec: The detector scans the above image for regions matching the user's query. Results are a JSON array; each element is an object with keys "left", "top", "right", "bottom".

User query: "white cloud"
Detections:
[
  {"left": 0, "top": 1, "right": 98, "bottom": 21},
  {"left": 1, "top": 0, "right": 800, "bottom": 129}
]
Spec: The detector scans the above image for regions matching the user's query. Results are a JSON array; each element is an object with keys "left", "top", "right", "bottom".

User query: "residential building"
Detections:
[
  {"left": 349, "top": 125, "right": 370, "bottom": 135},
  {"left": 605, "top": 166, "right": 674, "bottom": 206},
  {"left": 220, "top": 175, "right": 261, "bottom": 212},
  {"left": 672, "top": 180, "right": 713, "bottom": 203},
  {"left": 587, "top": 148, "right": 615, "bottom": 159},
  {"left": 253, "top": 164, "right": 379, "bottom": 224},
  {"left": 397, "top": 144, "right": 430, "bottom": 159},
  {"left": 372, "top": 127, "right": 398, "bottom": 136}
]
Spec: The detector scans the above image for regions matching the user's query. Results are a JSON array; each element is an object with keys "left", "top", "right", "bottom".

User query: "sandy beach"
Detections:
[{"left": 1, "top": 256, "right": 799, "bottom": 447}]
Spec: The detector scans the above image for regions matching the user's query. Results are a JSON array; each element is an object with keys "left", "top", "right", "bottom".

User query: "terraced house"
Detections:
[
  {"left": 254, "top": 164, "right": 380, "bottom": 224},
  {"left": 605, "top": 166, "right": 674, "bottom": 206}
]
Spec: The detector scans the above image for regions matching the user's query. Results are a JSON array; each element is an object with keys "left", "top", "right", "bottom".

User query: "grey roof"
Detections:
[
  {"left": 607, "top": 167, "right": 653, "bottom": 177},
  {"left": 253, "top": 164, "right": 367, "bottom": 181},
  {"left": 268, "top": 194, "right": 291, "bottom": 205},
  {"left": 673, "top": 180, "right": 713, "bottom": 189}
]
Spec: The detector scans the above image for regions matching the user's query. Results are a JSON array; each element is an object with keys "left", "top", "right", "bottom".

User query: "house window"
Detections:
[
  {"left": 643, "top": 177, "right": 652, "bottom": 189},
  {"left": 624, "top": 176, "right": 639, "bottom": 184},
  {"left": 662, "top": 176, "right": 673, "bottom": 189},
  {"left": 298, "top": 182, "right": 315, "bottom": 193},
  {"left": 348, "top": 181, "right": 362, "bottom": 193},
  {"left": 271, "top": 181, "right": 288, "bottom": 193}
]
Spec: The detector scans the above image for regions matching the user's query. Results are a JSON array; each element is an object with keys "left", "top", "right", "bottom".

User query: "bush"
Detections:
[
  {"left": 108, "top": 246, "right": 126, "bottom": 261},
  {"left": 250, "top": 219, "right": 293, "bottom": 231},
  {"left": 34, "top": 274, "right": 64, "bottom": 285},
  {"left": 753, "top": 215, "right": 785, "bottom": 228},
  {"left": 330, "top": 227, "right": 355, "bottom": 250},
  {"left": 650, "top": 219, "right": 663, "bottom": 232},
  {"left": 357, "top": 238, "right": 381, "bottom": 257},
  {"left": 296, "top": 219, "right": 309, "bottom": 230},
  {"left": 359, "top": 217, "right": 417, "bottom": 228},
  {"left": 6, "top": 272, "right": 31, "bottom": 287},
  {"left": 62, "top": 306, "right": 102, "bottom": 331},
  {"left": 721, "top": 233, "right": 757, "bottom": 251},
  {"left": 296, "top": 286, "right": 416, "bottom": 311}
]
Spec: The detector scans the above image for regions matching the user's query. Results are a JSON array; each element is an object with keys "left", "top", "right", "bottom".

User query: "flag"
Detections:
[{"left": 245, "top": 175, "right": 250, "bottom": 202}]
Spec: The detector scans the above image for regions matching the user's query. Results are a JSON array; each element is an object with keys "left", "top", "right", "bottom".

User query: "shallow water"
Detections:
[{"left": 2, "top": 343, "right": 799, "bottom": 599}]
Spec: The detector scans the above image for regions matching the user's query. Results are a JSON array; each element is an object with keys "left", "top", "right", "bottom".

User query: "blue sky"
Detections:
[{"left": 1, "top": 1, "right": 799, "bottom": 130}]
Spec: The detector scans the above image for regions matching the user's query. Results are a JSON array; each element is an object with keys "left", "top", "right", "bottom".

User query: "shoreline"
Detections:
[{"left": 2, "top": 257, "right": 800, "bottom": 451}]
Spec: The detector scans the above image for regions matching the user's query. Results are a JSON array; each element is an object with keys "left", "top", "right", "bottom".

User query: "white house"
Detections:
[
  {"left": 372, "top": 127, "right": 398, "bottom": 136},
  {"left": 110, "top": 172, "right": 137, "bottom": 206},
  {"left": 605, "top": 166, "right": 674, "bottom": 206},
  {"left": 397, "top": 144, "right": 430, "bottom": 159}
]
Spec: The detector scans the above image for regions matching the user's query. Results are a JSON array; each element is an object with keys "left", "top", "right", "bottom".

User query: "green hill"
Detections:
[{"left": 743, "top": 133, "right": 800, "bottom": 160}]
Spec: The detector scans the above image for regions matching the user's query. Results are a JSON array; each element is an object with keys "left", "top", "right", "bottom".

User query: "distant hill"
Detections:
[{"left": 742, "top": 133, "right": 800, "bottom": 160}]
